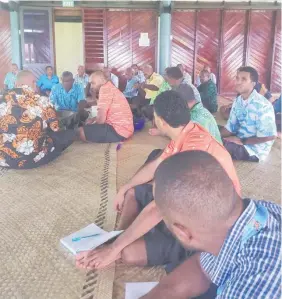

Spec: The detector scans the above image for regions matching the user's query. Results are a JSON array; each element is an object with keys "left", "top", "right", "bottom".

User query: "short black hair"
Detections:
[
  {"left": 154, "top": 90, "right": 191, "bottom": 128},
  {"left": 46, "top": 65, "right": 53, "bottom": 71},
  {"left": 237, "top": 66, "right": 259, "bottom": 83},
  {"left": 166, "top": 67, "right": 183, "bottom": 80},
  {"left": 62, "top": 71, "right": 73, "bottom": 79},
  {"left": 154, "top": 151, "right": 236, "bottom": 227}
]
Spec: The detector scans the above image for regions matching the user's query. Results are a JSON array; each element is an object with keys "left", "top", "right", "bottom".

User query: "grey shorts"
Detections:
[
  {"left": 134, "top": 183, "right": 193, "bottom": 272},
  {"left": 83, "top": 123, "right": 125, "bottom": 143}
]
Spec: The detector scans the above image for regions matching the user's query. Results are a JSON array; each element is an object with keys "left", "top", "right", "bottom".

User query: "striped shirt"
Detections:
[
  {"left": 200, "top": 199, "right": 281, "bottom": 298},
  {"left": 98, "top": 81, "right": 133, "bottom": 139}
]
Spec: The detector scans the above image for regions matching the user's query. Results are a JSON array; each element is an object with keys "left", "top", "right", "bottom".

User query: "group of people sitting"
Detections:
[{"left": 1, "top": 62, "right": 281, "bottom": 297}]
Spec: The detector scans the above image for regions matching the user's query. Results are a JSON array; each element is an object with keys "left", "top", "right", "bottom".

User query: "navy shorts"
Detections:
[{"left": 134, "top": 183, "right": 193, "bottom": 272}]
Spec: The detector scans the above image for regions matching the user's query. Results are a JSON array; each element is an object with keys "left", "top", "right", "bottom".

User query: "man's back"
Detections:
[
  {"left": 200, "top": 199, "right": 281, "bottom": 298},
  {"left": 99, "top": 81, "right": 134, "bottom": 139},
  {"left": 0, "top": 87, "right": 59, "bottom": 169}
]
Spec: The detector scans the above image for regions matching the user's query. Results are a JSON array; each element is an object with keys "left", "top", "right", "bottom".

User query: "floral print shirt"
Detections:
[{"left": 0, "top": 86, "right": 59, "bottom": 169}]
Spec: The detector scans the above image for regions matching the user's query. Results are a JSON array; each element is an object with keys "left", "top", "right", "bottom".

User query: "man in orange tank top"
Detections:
[{"left": 76, "top": 90, "right": 241, "bottom": 276}]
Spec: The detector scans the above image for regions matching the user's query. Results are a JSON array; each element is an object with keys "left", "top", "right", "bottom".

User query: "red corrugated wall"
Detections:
[
  {"left": 271, "top": 11, "right": 281, "bottom": 93},
  {"left": 84, "top": 9, "right": 157, "bottom": 73},
  {"left": 220, "top": 10, "right": 246, "bottom": 94},
  {"left": 0, "top": 10, "right": 12, "bottom": 89},
  {"left": 195, "top": 10, "right": 220, "bottom": 81},
  {"left": 171, "top": 11, "right": 196, "bottom": 75},
  {"left": 246, "top": 11, "right": 273, "bottom": 86}
]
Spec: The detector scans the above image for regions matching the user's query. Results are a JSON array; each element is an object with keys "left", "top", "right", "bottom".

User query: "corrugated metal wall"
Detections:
[
  {"left": 0, "top": 10, "right": 12, "bottom": 90},
  {"left": 83, "top": 9, "right": 157, "bottom": 73}
]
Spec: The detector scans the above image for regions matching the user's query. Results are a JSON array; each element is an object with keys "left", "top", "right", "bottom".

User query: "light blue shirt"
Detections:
[
  {"left": 135, "top": 71, "right": 146, "bottom": 84},
  {"left": 74, "top": 74, "right": 89, "bottom": 89},
  {"left": 37, "top": 74, "right": 59, "bottom": 92},
  {"left": 4, "top": 72, "right": 17, "bottom": 90},
  {"left": 123, "top": 77, "right": 139, "bottom": 98},
  {"left": 50, "top": 83, "right": 85, "bottom": 112},
  {"left": 225, "top": 90, "right": 277, "bottom": 161},
  {"left": 200, "top": 199, "right": 281, "bottom": 298}
]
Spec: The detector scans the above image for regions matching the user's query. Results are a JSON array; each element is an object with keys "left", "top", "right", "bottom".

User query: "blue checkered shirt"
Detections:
[{"left": 200, "top": 199, "right": 281, "bottom": 298}]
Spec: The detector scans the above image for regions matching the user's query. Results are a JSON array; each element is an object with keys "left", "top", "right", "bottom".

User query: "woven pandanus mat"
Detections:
[{"left": 0, "top": 142, "right": 118, "bottom": 299}]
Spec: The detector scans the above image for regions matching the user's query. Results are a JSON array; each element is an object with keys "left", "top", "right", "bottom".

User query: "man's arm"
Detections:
[
  {"left": 142, "top": 84, "right": 159, "bottom": 91},
  {"left": 220, "top": 126, "right": 234, "bottom": 138},
  {"left": 242, "top": 136, "right": 276, "bottom": 145},
  {"left": 142, "top": 253, "right": 211, "bottom": 299},
  {"left": 118, "top": 155, "right": 162, "bottom": 197}
]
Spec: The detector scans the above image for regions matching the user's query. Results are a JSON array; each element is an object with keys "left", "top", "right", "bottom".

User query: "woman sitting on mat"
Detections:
[{"left": 77, "top": 71, "right": 134, "bottom": 143}]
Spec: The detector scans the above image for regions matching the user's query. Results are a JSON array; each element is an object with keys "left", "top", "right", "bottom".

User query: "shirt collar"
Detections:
[
  {"left": 238, "top": 89, "right": 258, "bottom": 105},
  {"left": 216, "top": 199, "right": 256, "bottom": 260},
  {"left": 171, "top": 122, "right": 195, "bottom": 153}
]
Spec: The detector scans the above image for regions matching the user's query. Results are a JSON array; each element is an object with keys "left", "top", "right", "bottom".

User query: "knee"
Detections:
[
  {"left": 120, "top": 247, "right": 136, "bottom": 265},
  {"left": 124, "top": 188, "right": 135, "bottom": 201}
]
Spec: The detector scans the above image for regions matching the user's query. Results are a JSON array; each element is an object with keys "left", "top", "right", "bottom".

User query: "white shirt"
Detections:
[{"left": 110, "top": 73, "right": 119, "bottom": 88}]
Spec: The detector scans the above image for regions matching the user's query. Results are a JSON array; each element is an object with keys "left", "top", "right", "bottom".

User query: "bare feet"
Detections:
[
  {"left": 148, "top": 128, "right": 163, "bottom": 136},
  {"left": 76, "top": 244, "right": 121, "bottom": 270}
]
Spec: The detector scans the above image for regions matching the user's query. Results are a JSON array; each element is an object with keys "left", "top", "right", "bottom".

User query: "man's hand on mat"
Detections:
[
  {"left": 224, "top": 136, "right": 243, "bottom": 145},
  {"left": 76, "top": 244, "right": 121, "bottom": 269},
  {"left": 114, "top": 188, "right": 126, "bottom": 212}
]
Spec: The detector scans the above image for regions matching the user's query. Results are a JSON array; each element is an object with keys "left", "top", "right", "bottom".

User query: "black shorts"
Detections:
[
  {"left": 134, "top": 183, "right": 193, "bottom": 273},
  {"left": 83, "top": 123, "right": 126, "bottom": 143},
  {"left": 223, "top": 140, "right": 259, "bottom": 162}
]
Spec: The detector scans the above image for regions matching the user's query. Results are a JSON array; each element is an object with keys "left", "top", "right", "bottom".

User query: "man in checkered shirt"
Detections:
[{"left": 142, "top": 151, "right": 281, "bottom": 299}]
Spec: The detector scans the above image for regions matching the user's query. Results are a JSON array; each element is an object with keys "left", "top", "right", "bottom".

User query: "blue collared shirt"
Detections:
[
  {"left": 200, "top": 199, "right": 281, "bottom": 299},
  {"left": 225, "top": 90, "right": 277, "bottom": 161},
  {"left": 37, "top": 74, "right": 59, "bottom": 93},
  {"left": 50, "top": 83, "right": 85, "bottom": 112},
  {"left": 74, "top": 74, "right": 89, "bottom": 89},
  {"left": 123, "top": 77, "right": 139, "bottom": 98},
  {"left": 4, "top": 72, "right": 17, "bottom": 90}
]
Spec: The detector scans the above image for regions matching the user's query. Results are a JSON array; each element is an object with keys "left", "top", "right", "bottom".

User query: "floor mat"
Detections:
[{"left": 0, "top": 142, "right": 117, "bottom": 299}]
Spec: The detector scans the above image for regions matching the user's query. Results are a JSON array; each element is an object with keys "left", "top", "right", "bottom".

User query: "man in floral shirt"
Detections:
[{"left": 0, "top": 70, "right": 75, "bottom": 169}]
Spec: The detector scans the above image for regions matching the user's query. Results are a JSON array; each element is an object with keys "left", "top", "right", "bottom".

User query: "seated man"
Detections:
[
  {"left": 123, "top": 67, "right": 139, "bottom": 102},
  {"left": 74, "top": 65, "right": 89, "bottom": 90},
  {"left": 150, "top": 84, "right": 222, "bottom": 144},
  {"left": 141, "top": 151, "right": 281, "bottom": 299},
  {"left": 37, "top": 66, "right": 59, "bottom": 96},
  {"left": 220, "top": 78, "right": 274, "bottom": 120},
  {"left": 132, "top": 64, "right": 146, "bottom": 83},
  {"left": 76, "top": 90, "right": 240, "bottom": 273},
  {"left": 197, "top": 69, "right": 218, "bottom": 113},
  {"left": 103, "top": 67, "right": 119, "bottom": 88},
  {"left": 220, "top": 66, "right": 277, "bottom": 162},
  {"left": 165, "top": 66, "right": 201, "bottom": 103},
  {"left": 177, "top": 63, "right": 192, "bottom": 85},
  {"left": 77, "top": 70, "right": 134, "bottom": 143},
  {"left": 131, "top": 65, "right": 164, "bottom": 121},
  {"left": 50, "top": 71, "right": 87, "bottom": 113},
  {"left": 4, "top": 63, "right": 19, "bottom": 90},
  {"left": 0, "top": 71, "right": 75, "bottom": 169},
  {"left": 195, "top": 65, "right": 217, "bottom": 86}
]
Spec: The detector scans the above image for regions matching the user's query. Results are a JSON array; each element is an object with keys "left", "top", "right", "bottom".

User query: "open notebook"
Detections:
[
  {"left": 125, "top": 282, "right": 159, "bottom": 299},
  {"left": 60, "top": 223, "right": 123, "bottom": 255}
]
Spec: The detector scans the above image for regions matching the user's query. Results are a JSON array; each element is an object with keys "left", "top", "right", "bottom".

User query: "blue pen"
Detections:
[{"left": 72, "top": 233, "right": 101, "bottom": 242}]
